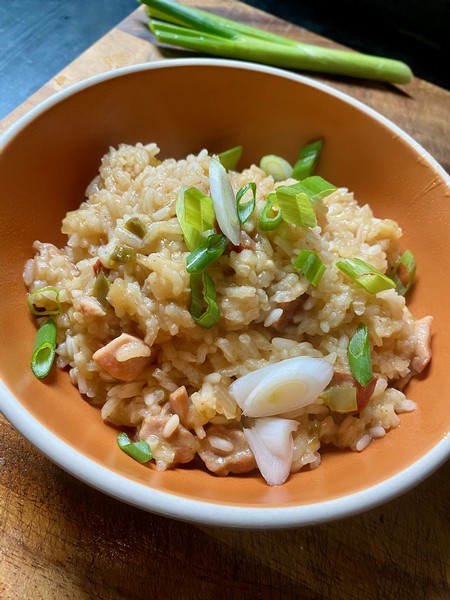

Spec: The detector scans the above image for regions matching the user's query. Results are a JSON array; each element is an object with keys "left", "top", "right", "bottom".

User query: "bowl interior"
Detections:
[{"left": 1, "top": 62, "right": 449, "bottom": 510}]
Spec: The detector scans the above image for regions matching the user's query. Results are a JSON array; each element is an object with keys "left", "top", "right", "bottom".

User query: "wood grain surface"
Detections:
[{"left": 1, "top": 2, "right": 449, "bottom": 598}]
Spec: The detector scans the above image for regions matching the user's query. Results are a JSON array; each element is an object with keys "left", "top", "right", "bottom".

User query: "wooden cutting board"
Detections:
[{"left": 1, "top": 2, "right": 449, "bottom": 599}]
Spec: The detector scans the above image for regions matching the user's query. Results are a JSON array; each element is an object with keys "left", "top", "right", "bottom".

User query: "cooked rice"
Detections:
[{"left": 24, "top": 142, "right": 432, "bottom": 480}]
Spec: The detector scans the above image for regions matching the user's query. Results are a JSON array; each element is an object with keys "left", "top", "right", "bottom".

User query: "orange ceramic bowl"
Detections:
[{"left": 1, "top": 60, "right": 449, "bottom": 528}]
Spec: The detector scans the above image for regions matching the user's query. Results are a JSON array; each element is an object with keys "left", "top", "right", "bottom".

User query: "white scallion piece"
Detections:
[
  {"left": 209, "top": 157, "right": 240, "bottom": 246},
  {"left": 260, "top": 154, "right": 293, "bottom": 181},
  {"left": 230, "top": 356, "right": 333, "bottom": 418},
  {"left": 244, "top": 417, "right": 298, "bottom": 486}
]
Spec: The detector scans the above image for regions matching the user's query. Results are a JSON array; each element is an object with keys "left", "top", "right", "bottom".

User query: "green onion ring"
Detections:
[
  {"left": 30, "top": 318, "right": 57, "bottom": 379},
  {"left": 27, "top": 286, "right": 60, "bottom": 316},
  {"left": 260, "top": 154, "right": 293, "bottom": 181},
  {"left": 258, "top": 193, "right": 282, "bottom": 231},
  {"left": 186, "top": 233, "right": 228, "bottom": 274}
]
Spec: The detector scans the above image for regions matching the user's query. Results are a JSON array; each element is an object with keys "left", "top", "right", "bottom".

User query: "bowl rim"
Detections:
[{"left": 1, "top": 58, "right": 449, "bottom": 529}]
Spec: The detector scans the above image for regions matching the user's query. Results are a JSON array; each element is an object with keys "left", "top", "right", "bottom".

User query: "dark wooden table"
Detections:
[{"left": 1, "top": 2, "right": 449, "bottom": 598}]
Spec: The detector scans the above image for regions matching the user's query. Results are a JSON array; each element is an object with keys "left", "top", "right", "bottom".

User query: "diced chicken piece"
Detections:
[
  {"left": 139, "top": 414, "right": 199, "bottom": 465},
  {"left": 238, "top": 230, "right": 256, "bottom": 250},
  {"left": 392, "top": 317, "right": 432, "bottom": 390},
  {"left": 93, "top": 333, "right": 154, "bottom": 382},
  {"left": 391, "top": 375, "right": 411, "bottom": 391},
  {"left": 169, "top": 386, "right": 189, "bottom": 423},
  {"left": 198, "top": 424, "right": 257, "bottom": 476},
  {"left": 74, "top": 296, "right": 106, "bottom": 317},
  {"left": 272, "top": 297, "right": 305, "bottom": 330},
  {"left": 411, "top": 316, "right": 432, "bottom": 374},
  {"left": 92, "top": 259, "right": 103, "bottom": 276},
  {"left": 168, "top": 385, "right": 205, "bottom": 431}
]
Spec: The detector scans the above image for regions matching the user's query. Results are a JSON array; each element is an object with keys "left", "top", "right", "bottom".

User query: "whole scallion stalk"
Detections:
[{"left": 141, "top": 0, "right": 413, "bottom": 84}]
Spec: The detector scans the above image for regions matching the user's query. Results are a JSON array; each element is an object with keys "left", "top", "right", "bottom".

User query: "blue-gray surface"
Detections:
[
  {"left": 0, "top": 0, "right": 448, "bottom": 121},
  {"left": 0, "top": 0, "right": 137, "bottom": 120}
]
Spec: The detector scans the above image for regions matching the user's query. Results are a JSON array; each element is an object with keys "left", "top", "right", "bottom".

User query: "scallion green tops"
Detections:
[{"left": 141, "top": 0, "right": 413, "bottom": 84}]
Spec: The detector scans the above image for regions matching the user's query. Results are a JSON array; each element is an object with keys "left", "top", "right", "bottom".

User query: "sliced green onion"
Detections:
[
  {"left": 348, "top": 323, "right": 373, "bottom": 387},
  {"left": 124, "top": 216, "right": 146, "bottom": 239},
  {"left": 27, "top": 286, "right": 60, "bottom": 316},
  {"left": 177, "top": 187, "right": 202, "bottom": 251},
  {"left": 292, "top": 139, "right": 323, "bottom": 180},
  {"left": 260, "top": 155, "right": 293, "bottom": 182},
  {"left": 110, "top": 244, "right": 136, "bottom": 264},
  {"left": 176, "top": 187, "right": 216, "bottom": 251},
  {"left": 186, "top": 233, "right": 228, "bottom": 274},
  {"left": 145, "top": 0, "right": 296, "bottom": 45},
  {"left": 143, "top": 0, "right": 412, "bottom": 84},
  {"left": 218, "top": 145, "right": 242, "bottom": 171},
  {"left": 93, "top": 271, "right": 110, "bottom": 307},
  {"left": 391, "top": 250, "right": 416, "bottom": 296},
  {"left": 321, "top": 384, "right": 358, "bottom": 413},
  {"left": 236, "top": 182, "right": 256, "bottom": 224},
  {"left": 276, "top": 187, "right": 317, "bottom": 228},
  {"left": 117, "top": 432, "right": 152, "bottom": 464},
  {"left": 30, "top": 318, "right": 57, "bottom": 379},
  {"left": 189, "top": 272, "right": 220, "bottom": 328},
  {"left": 183, "top": 187, "right": 215, "bottom": 232},
  {"left": 258, "top": 193, "right": 282, "bottom": 231},
  {"left": 287, "top": 176, "right": 337, "bottom": 202},
  {"left": 337, "top": 258, "right": 396, "bottom": 294},
  {"left": 209, "top": 158, "right": 240, "bottom": 246},
  {"left": 293, "top": 250, "right": 326, "bottom": 286}
]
